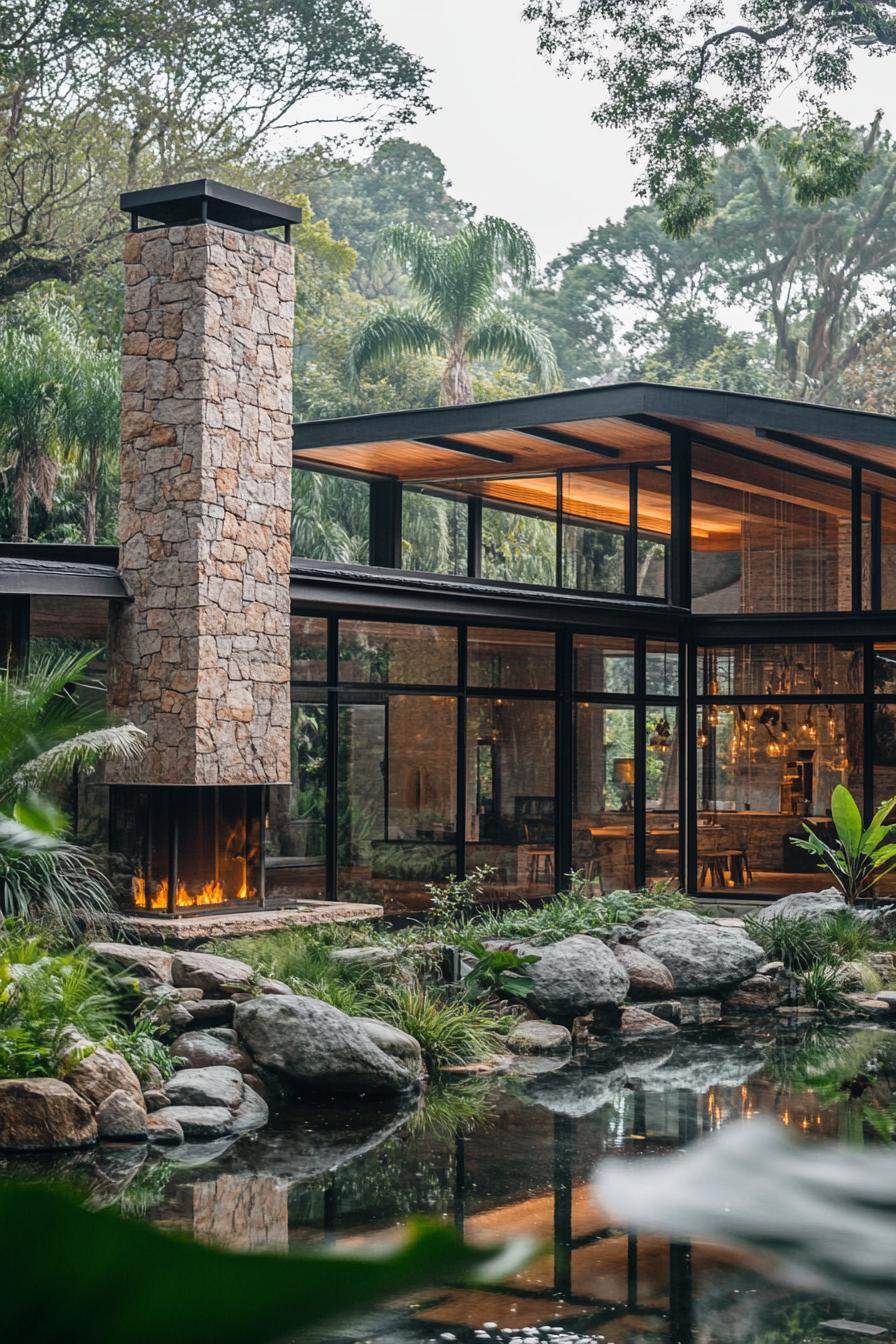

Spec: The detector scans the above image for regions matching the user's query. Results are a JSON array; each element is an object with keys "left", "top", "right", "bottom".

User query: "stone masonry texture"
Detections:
[{"left": 106, "top": 223, "right": 294, "bottom": 785}]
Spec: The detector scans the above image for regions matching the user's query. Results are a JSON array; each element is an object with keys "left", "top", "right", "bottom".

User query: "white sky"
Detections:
[{"left": 366, "top": 0, "right": 895, "bottom": 265}]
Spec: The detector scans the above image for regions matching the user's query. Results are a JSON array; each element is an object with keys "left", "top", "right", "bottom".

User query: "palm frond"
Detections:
[
  {"left": 475, "top": 216, "right": 538, "bottom": 283},
  {"left": 348, "top": 306, "right": 446, "bottom": 387},
  {"left": 377, "top": 224, "right": 444, "bottom": 304},
  {"left": 466, "top": 312, "right": 561, "bottom": 389},
  {"left": 15, "top": 726, "right": 147, "bottom": 793}
]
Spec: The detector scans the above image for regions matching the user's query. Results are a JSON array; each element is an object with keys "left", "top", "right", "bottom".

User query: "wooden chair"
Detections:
[{"left": 523, "top": 824, "right": 554, "bottom": 886}]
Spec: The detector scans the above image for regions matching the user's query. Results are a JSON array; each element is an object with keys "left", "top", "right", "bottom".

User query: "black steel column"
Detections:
[
  {"left": 557, "top": 629, "right": 573, "bottom": 885},
  {"left": 326, "top": 615, "right": 339, "bottom": 900},
  {"left": 626, "top": 467, "right": 638, "bottom": 596},
  {"left": 634, "top": 636, "right": 647, "bottom": 888},
  {"left": 668, "top": 1241, "right": 694, "bottom": 1344},
  {"left": 852, "top": 465, "right": 864, "bottom": 613},
  {"left": 467, "top": 497, "right": 482, "bottom": 579},
  {"left": 670, "top": 431, "right": 692, "bottom": 611},
  {"left": 864, "top": 636, "right": 875, "bottom": 827},
  {"left": 553, "top": 1113, "right": 574, "bottom": 1298},
  {"left": 369, "top": 478, "right": 402, "bottom": 568},
  {"left": 684, "top": 638, "right": 698, "bottom": 894}
]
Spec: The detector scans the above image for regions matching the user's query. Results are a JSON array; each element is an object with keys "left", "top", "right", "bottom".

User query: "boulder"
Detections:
[
  {"left": 506, "top": 1020, "right": 572, "bottom": 1056},
  {"left": 331, "top": 946, "right": 396, "bottom": 973},
  {"left": 677, "top": 997, "right": 722, "bottom": 1026},
  {"left": 754, "top": 887, "right": 846, "bottom": 924},
  {"left": 206, "top": 1027, "right": 239, "bottom": 1043},
  {"left": 170, "top": 951, "right": 255, "bottom": 995},
  {"left": 143, "top": 1089, "right": 169, "bottom": 1112},
  {"left": 164, "top": 1066, "right": 245, "bottom": 1111},
  {"left": 151, "top": 1105, "right": 234, "bottom": 1140},
  {"left": 632, "top": 910, "right": 705, "bottom": 938},
  {"left": 88, "top": 942, "right": 173, "bottom": 984},
  {"left": 95, "top": 1089, "right": 148, "bottom": 1141},
  {"left": 618, "top": 1006, "right": 678, "bottom": 1039},
  {"left": 613, "top": 945, "right": 674, "bottom": 1000},
  {"left": 868, "top": 952, "right": 896, "bottom": 977},
  {"left": 151, "top": 998, "right": 194, "bottom": 1031},
  {"left": 146, "top": 1112, "right": 184, "bottom": 1145},
  {"left": 852, "top": 997, "right": 892, "bottom": 1020},
  {"left": 514, "top": 936, "right": 629, "bottom": 1022},
  {"left": 171, "top": 1030, "right": 253, "bottom": 1072},
  {"left": 354, "top": 1018, "right": 424, "bottom": 1072},
  {"left": 234, "top": 994, "right": 416, "bottom": 1098},
  {"left": 838, "top": 961, "right": 872, "bottom": 992},
  {"left": 230, "top": 1086, "right": 269, "bottom": 1134},
  {"left": 722, "top": 974, "right": 786, "bottom": 1014},
  {"left": 0, "top": 1078, "right": 97, "bottom": 1151},
  {"left": 63, "top": 1046, "right": 144, "bottom": 1110},
  {"left": 258, "top": 978, "right": 292, "bottom": 996},
  {"left": 638, "top": 924, "right": 764, "bottom": 996},
  {"left": 181, "top": 999, "right": 235, "bottom": 1028},
  {"left": 637, "top": 999, "right": 682, "bottom": 1025},
  {"left": 875, "top": 991, "right": 896, "bottom": 1011}
]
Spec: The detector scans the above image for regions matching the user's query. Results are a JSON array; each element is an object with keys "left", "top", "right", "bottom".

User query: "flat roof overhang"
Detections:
[
  {"left": 0, "top": 545, "right": 126, "bottom": 599},
  {"left": 292, "top": 381, "right": 896, "bottom": 490}
]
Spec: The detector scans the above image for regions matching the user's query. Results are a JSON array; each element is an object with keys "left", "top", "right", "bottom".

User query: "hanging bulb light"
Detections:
[
  {"left": 831, "top": 734, "right": 849, "bottom": 772},
  {"left": 707, "top": 704, "right": 719, "bottom": 728},
  {"left": 780, "top": 720, "right": 792, "bottom": 744},
  {"left": 649, "top": 716, "right": 672, "bottom": 753},
  {"left": 825, "top": 705, "right": 837, "bottom": 738},
  {"left": 798, "top": 709, "right": 817, "bottom": 743},
  {"left": 696, "top": 723, "right": 709, "bottom": 749},
  {"left": 765, "top": 731, "right": 783, "bottom": 759}
]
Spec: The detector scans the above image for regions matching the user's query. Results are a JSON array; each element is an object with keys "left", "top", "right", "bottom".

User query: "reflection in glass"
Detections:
[
  {"left": 701, "top": 642, "right": 862, "bottom": 698},
  {"left": 481, "top": 481, "right": 556, "bottom": 587},
  {"left": 645, "top": 704, "right": 680, "bottom": 883},
  {"left": 560, "top": 470, "right": 628, "bottom": 593},
  {"left": 337, "top": 696, "right": 458, "bottom": 910},
  {"left": 874, "top": 644, "right": 896, "bottom": 695},
  {"left": 293, "top": 469, "right": 369, "bottom": 563},
  {"left": 291, "top": 615, "right": 328, "bottom": 683},
  {"left": 573, "top": 634, "right": 635, "bottom": 695},
  {"left": 466, "top": 698, "right": 555, "bottom": 899},
  {"left": 338, "top": 620, "right": 458, "bottom": 686},
  {"left": 468, "top": 627, "right": 555, "bottom": 690},
  {"left": 696, "top": 701, "right": 864, "bottom": 893},
  {"left": 646, "top": 640, "right": 679, "bottom": 695},
  {"left": 637, "top": 466, "right": 671, "bottom": 599},
  {"left": 573, "top": 704, "right": 635, "bottom": 891},
  {"left": 267, "top": 700, "right": 328, "bottom": 902},
  {"left": 402, "top": 487, "right": 468, "bottom": 576},
  {"left": 880, "top": 493, "right": 896, "bottom": 610}
]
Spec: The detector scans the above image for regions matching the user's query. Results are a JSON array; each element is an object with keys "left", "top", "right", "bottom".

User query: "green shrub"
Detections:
[
  {"left": 370, "top": 986, "right": 506, "bottom": 1071},
  {"left": 821, "top": 909, "right": 874, "bottom": 960},
  {"left": 744, "top": 913, "right": 833, "bottom": 972},
  {"left": 466, "top": 881, "right": 694, "bottom": 947},
  {"left": 800, "top": 961, "right": 852, "bottom": 1013},
  {"left": 107, "top": 1018, "right": 178, "bottom": 1084},
  {"left": 425, "top": 866, "right": 496, "bottom": 925},
  {"left": 462, "top": 942, "right": 539, "bottom": 1001},
  {"left": 0, "top": 948, "right": 121, "bottom": 1078}
]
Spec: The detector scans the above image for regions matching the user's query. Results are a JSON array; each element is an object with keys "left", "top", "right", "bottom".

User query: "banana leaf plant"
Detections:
[{"left": 790, "top": 784, "right": 896, "bottom": 906}]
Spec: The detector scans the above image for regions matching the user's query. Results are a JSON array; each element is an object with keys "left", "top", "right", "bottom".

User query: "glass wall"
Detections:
[
  {"left": 338, "top": 619, "right": 457, "bottom": 685},
  {"left": 468, "top": 627, "right": 554, "bottom": 690},
  {"left": 561, "top": 469, "right": 628, "bottom": 594},
  {"left": 573, "top": 703, "right": 636, "bottom": 891},
  {"left": 481, "top": 485, "right": 557, "bottom": 587},
  {"left": 401, "top": 487, "right": 468, "bottom": 576},
  {"left": 267, "top": 698, "right": 328, "bottom": 902},
  {"left": 292, "top": 469, "right": 370, "bottom": 563},
  {"left": 696, "top": 642, "right": 865, "bottom": 894},
  {"left": 637, "top": 467, "right": 671, "bottom": 600},
  {"left": 691, "top": 445, "right": 852, "bottom": 614}
]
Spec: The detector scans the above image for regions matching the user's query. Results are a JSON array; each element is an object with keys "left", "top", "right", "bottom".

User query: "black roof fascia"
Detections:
[
  {"left": 120, "top": 179, "right": 301, "bottom": 235},
  {"left": 0, "top": 558, "right": 127, "bottom": 600},
  {"left": 291, "top": 382, "right": 896, "bottom": 457}
]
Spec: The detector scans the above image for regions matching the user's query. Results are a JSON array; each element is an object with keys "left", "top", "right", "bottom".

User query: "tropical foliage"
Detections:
[
  {"left": 348, "top": 218, "right": 559, "bottom": 404},
  {"left": 791, "top": 785, "right": 896, "bottom": 906}
]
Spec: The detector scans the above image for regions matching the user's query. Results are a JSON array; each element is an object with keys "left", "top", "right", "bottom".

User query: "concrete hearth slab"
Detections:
[{"left": 105, "top": 902, "right": 383, "bottom": 945}]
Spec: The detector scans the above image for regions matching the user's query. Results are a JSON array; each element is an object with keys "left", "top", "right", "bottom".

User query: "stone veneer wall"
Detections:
[{"left": 107, "top": 223, "right": 294, "bottom": 785}]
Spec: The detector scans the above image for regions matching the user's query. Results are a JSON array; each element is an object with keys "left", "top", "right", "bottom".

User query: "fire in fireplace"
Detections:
[{"left": 110, "top": 786, "right": 264, "bottom": 916}]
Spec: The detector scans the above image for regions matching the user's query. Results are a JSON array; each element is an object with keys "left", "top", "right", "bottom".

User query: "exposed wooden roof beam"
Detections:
[
  {"left": 414, "top": 435, "right": 515, "bottom": 464},
  {"left": 756, "top": 427, "right": 896, "bottom": 485}
]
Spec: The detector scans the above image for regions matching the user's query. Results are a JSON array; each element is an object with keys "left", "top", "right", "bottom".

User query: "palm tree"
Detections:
[
  {"left": 0, "top": 648, "right": 145, "bottom": 924},
  {"left": 0, "top": 320, "right": 67, "bottom": 542},
  {"left": 59, "top": 341, "right": 120, "bottom": 545},
  {"left": 348, "top": 218, "right": 559, "bottom": 405}
]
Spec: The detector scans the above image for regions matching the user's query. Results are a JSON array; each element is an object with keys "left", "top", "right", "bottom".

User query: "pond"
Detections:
[{"left": 4, "top": 1021, "right": 896, "bottom": 1344}]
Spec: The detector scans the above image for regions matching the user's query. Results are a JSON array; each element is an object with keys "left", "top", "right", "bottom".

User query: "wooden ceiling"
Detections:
[{"left": 293, "top": 383, "right": 896, "bottom": 541}]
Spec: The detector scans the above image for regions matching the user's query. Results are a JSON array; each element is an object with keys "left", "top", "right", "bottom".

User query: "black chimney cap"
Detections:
[{"left": 120, "top": 179, "right": 301, "bottom": 240}]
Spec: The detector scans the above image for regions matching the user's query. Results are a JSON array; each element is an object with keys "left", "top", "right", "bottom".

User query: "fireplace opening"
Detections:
[{"left": 110, "top": 785, "right": 264, "bottom": 916}]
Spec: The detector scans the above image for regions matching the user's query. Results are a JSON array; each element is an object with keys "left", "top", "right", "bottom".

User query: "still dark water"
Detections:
[{"left": 6, "top": 1022, "right": 896, "bottom": 1343}]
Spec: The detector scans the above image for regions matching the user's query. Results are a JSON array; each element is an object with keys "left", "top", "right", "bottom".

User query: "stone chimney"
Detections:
[{"left": 107, "top": 181, "right": 300, "bottom": 786}]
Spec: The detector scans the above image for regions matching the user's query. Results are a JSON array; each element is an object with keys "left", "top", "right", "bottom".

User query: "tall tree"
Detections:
[
  {"left": 59, "top": 339, "right": 120, "bottom": 545},
  {"left": 0, "top": 316, "right": 68, "bottom": 542},
  {"left": 348, "top": 219, "right": 559, "bottom": 405},
  {"left": 0, "top": 0, "right": 432, "bottom": 301},
  {"left": 524, "top": 0, "right": 896, "bottom": 235}
]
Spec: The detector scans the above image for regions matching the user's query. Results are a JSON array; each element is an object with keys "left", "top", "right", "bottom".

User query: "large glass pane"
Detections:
[
  {"left": 880, "top": 492, "right": 896, "bottom": 610},
  {"left": 337, "top": 695, "right": 458, "bottom": 910},
  {"left": 875, "top": 644, "right": 896, "bottom": 695},
  {"left": 645, "top": 704, "right": 680, "bottom": 883},
  {"left": 338, "top": 620, "right": 458, "bottom": 686},
  {"left": 646, "top": 640, "right": 679, "bottom": 696},
  {"left": 696, "top": 700, "right": 864, "bottom": 894},
  {"left": 637, "top": 467, "right": 671, "bottom": 599},
  {"left": 573, "top": 633, "right": 635, "bottom": 695},
  {"left": 481, "top": 479, "right": 556, "bottom": 587},
  {"left": 291, "top": 615, "right": 328, "bottom": 683},
  {"left": 560, "top": 470, "right": 628, "bottom": 593},
  {"left": 691, "top": 444, "right": 852, "bottom": 613},
  {"left": 266, "top": 699, "right": 328, "bottom": 902},
  {"left": 700, "top": 642, "right": 862, "bottom": 698},
  {"left": 402, "top": 487, "right": 468, "bottom": 576},
  {"left": 292, "top": 469, "right": 369, "bottom": 563},
  {"left": 572, "top": 703, "right": 635, "bottom": 892},
  {"left": 466, "top": 698, "right": 555, "bottom": 901},
  {"left": 468, "top": 627, "right": 555, "bottom": 690}
]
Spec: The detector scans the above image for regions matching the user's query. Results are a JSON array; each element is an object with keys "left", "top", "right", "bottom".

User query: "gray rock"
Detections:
[
  {"left": 522, "top": 1062, "right": 628, "bottom": 1117},
  {"left": 230, "top": 1086, "right": 269, "bottom": 1134},
  {"left": 151, "top": 1105, "right": 234, "bottom": 1139},
  {"left": 618, "top": 1006, "right": 678, "bottom": 1039},
  {"left": 506, "top": 1020, "right": 572, "bottom": 1056},
  {"left": 258, "top": 977, "right": 292, "bottom": 996},
  {"left": 754, "top": 887, "right": 847, "bottom": 924},
  {"left": 632, "top": 909, "right": 705, "bottom": 938},
  {"left": 354, "top": 1018, "right": 424, "bottom": 1072},
  {"left": 638, "top": 999, "right": 682, "bottom": 1025},
  {"left": 151, "top": 998, "right": 193, "bottom": 1031},
  {"left": 758, "top": 961, "right": 787, "bottom": 978},
  {"left": 164, "top": 1065, "right": 245, "bottom": 1111},
  {"left": 234, "top": 994, "right": 416, "bottom": 1098},
  {"left": 331, "top": 946, "right": 396, "bottom": 972},
  {"left": 146, "top": 1112, "right": 184, "bottom": 1145},
  {"left": 182, "top": 998, "right": 236, "bottom": 1028},
  {"left": 88, "top": 942, "right": 173, "bottom": 983},
  {"left": 171, "top": 1029, "right": 253, "bottom": 1072},
  {"left": 142, "top": 1088, "right": 170, "bottom": 1112},
  {"left": 613, "top": 945, "right": 675, "bottom": 999},
  {"left": 206, "top": 1027, "right": 239, "bottom": 1043},
  {"left": 0, "top": 1078, "right": 97, "bottom": 1151},
  {"left": 515, "top": 935, "right": 629, "bottom": 1021},
  {"left": 875, "top": 991, "right": 896, "bottom": 1011},
  {"left": 678, "top": 997, "right": 722, "bottom": 1025},
  {"left": 63, "top": 1046, "right": 144, "bottom": 1110},
  {"left": 723, "top": 974, "right": 787, "bottom": 1013},
  {"left": 639, "top": 924, "right": 764, "bottom": 995},
  {"left": 96, "top": 1089, "right": 148, "bottom": 1141},
  {"left": 170, "top": 951, "right": 255, "bottom": 995}
]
